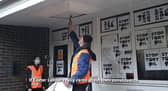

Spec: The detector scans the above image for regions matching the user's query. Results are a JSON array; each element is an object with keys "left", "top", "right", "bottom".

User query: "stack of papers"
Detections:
[{"left": 46, "top": 82, "right": 72, "bottom": 91}]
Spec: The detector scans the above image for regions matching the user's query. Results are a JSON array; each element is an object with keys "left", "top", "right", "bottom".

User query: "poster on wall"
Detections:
[
  {"left": 159, "top": 48, "right": 168, "bottom": 70},
  {"left": 102, "top": 63, "right": 113, "bottom": 79},
  {"left": 100, "top": 13, "right": 130, "bottom": 33},
  {"left": 134, "top": 3, "right": 168, "bottom": 27},
  {"left": 119, "top": 54, "right": 133, "bottom": 73},
  {"left": 102, "top": 47, "right": 114, "bottom": 79},
  {"left": 57, "top": 49, "right": 64, "bottom": 60},
  {"left": 56, "top": 49, "right": 64, "bottom": 75},
  {"left": 137, "top": 48, "right": 168, "bottom": 80},
  {"left": 150, "top": 27, "right": 167, "bottom": 48},
  {"left": 102, "top": 34, "right": 119, "bottom": 59},
  {"left": 79, "top": 22, "right": 93, "bottom": 37},
  {"left": 52, "top": 28, "right": 69, "bottom": 41},
  {"left": 135, "top": 29, "right": 150, "bottom": 50},
  {"left": 101, "top": 34, "right": 120, "bottom": 79},
  {"left": 54, "top": 45, "right": 68, "bottom": 77},
  {"left": 118, "top": 32, "right": 133, "bottom": 73},
  {"left": 56, "top": 61, "right": 64, "bottom": 75},
  {"left": 101, "top": 33, "right": 133, "bottom": 79},
  {"left": 119, "top": 32, "right": 132, "bottom": 55},
  {"left": 110, "top": 33, "right": 120, "bottom": 60},
  {"left": 118, "top": 13, "right": 131, "bottom": 32},
  {"left": 144, "top": 49, "right": 161, "bottom": 71},
  {"left": 101, "top": 16, "right": 118, "bottom": 33}
]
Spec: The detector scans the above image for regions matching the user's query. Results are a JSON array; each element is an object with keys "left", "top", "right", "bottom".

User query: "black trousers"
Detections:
[
  {"left": 72, "top": 83, "right": 92, "bottom": 91},
  {"left": 32, "top": 88, "right": 43, "bottom": 91}
]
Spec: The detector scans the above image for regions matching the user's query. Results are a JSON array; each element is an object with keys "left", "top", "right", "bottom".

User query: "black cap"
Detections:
[{"left": 83, "top": 35, "right": 93, "bottom": 43}]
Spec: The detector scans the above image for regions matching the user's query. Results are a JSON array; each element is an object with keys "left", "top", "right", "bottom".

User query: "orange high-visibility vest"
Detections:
[
  {"left": 26, "top": 65, "right": 43, "bottom": 89},
  {"left": 71, "top": 49, "right": 92, "bottom": 84}
]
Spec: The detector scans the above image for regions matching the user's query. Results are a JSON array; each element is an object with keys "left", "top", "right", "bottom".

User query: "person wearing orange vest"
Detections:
[
  {"left": 26, "top": 57, "right": 45, "bottom": 91},
  {"left": 64, "top": 17, "right": 96, "bottom": 91}
]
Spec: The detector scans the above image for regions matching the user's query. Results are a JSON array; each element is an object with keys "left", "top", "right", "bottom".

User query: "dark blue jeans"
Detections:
[
  {"left": 72, "top": 83, "right": 92, "bottom": 91},
  {"left": 32, "top": 88, "right": 43, "bottom": 91}
]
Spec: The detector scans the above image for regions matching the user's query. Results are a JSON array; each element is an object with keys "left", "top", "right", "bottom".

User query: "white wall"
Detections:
[{"left": 49, "top": 0, "right": 168, "bottom": 90}]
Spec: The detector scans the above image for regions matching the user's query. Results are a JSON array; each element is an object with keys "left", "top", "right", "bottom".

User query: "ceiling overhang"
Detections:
[
  {"left": 0, "top": 0, "right": 19, "bottom": 8},
  {"left": 35, "top": 0, "right": 100, "bottom": 18},
  {"left": 0, "top": 0, "right": 45, "bottom": 18}
]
